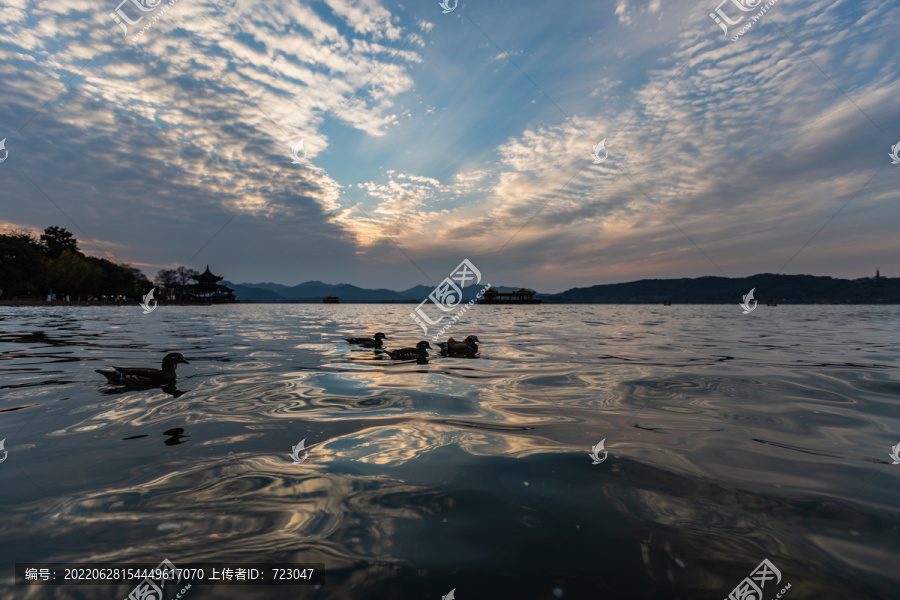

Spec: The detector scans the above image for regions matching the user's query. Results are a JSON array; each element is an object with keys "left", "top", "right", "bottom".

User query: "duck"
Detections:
[
  {"left": 95, "top": 352, "right": 190, "bottom": 385},
  {"left": 439, "top": 335, "right": 479, "bottom": 356},
  {"left": 387, "top": 341, "right": 431, "bottom": 361},
  {"left": 345, "top": 332, "right": 387, "bottom": 348},
  {"left": 436, "top": 337, "right": 458, "bottom": 351}
]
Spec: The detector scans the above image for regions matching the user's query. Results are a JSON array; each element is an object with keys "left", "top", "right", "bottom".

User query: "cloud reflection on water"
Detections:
[{"left": 0, "top": 305, "right": 898, "bottom": 598}]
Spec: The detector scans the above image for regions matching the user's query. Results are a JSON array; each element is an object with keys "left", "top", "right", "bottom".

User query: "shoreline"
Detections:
[
  {"left": 2, "top": 300, "right": 899, "bottom": 307},
  {"left": 0, "top": 300, "right": 233, "bottom": 307}
]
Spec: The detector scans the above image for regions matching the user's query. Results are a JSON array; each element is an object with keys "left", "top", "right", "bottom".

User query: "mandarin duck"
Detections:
[
  {"left": 345, "top": 332, "right": 387, "bottom": 348},
  {"left": 440, "top": 335, "right": 479, "bottom": 356},
  {"left": 387, "top": 341, "right": 431, "bottom": 361},
  {"left": 96, "top": 352, "right": 190, "bottom": 385}
]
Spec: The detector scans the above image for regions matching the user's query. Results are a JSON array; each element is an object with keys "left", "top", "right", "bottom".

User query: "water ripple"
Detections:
[{"left": 1, "top": 304, "right": 898, "bottom": 599}]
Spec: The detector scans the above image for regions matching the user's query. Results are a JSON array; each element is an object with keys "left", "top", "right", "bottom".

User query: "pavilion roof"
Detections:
[{"left": 195, "top": 265, "right": 223, "bottom": 283}]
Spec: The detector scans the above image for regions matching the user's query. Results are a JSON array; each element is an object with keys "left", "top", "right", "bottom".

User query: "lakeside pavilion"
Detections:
[{"left": 189, "top": 266, "right": 237, "bottom": 303}]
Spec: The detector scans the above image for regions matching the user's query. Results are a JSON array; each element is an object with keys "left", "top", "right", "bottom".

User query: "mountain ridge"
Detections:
[
  {"left": 221, "top": 280, "right": 530, "bottom": 303},
  {"left": 221, "top": 273, "right": 898, "bottom": 303}
]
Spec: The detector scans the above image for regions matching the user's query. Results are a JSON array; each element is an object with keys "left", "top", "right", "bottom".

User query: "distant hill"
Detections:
[
  {"left": 396, "top": 284, "right": 529, "bottom": 301},
  {"left": 241, "top": 282, "right": 295, "bottom": 295},
  {"left": 223, "top": 274, "right": 898, "bottom": 304},
  {"left": 220, "top": 282, "right": 291, "bottom": 303},
  {"left": 222, "top": 280, "right": 533, "bottom": 303},
  {"left": 539, "top": 274, "right": 899, "bottom": 304}
]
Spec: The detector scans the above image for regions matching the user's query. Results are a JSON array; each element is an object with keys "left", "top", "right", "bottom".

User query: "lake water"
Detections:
[{"left": 1, "top": 304, "right": 898, "bottom": 600}]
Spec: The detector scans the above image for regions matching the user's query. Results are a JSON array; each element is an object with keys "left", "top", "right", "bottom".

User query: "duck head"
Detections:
[
  {"left": 416, "top": 341, "right": 432, "bottom": 351},
  {"left": 162, "top": 352, "right": 190, "bottom": 370},
  {"left": 374, "top": 332, "right": 388, "bottom": 340},
  {"left": 463, "top": 335, "right": 480, "bottom": 345}
]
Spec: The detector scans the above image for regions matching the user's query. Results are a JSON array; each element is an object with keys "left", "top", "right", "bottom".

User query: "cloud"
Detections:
[
  {"left": 615, "top": 0, "right": 631, "bottom": 25},
  {"left": 330, "top": 0, "right": 900, "bottom": 288},
  {"left": 323, "top": 0, "right": 403, "bottom": 41},
  {"left": 1, "top": 0, "right": 896, "bottom": 291}
]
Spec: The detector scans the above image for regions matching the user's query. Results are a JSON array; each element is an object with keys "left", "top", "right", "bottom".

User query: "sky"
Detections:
[{"left": 0, "top": 0, "right": 898, "bottom": 293}]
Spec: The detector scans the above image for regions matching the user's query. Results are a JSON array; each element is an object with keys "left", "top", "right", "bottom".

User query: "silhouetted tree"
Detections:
[
  {"left": 85, "top": 256, "right": 141, "bottom": 297},
  {"left": 155, "top": 268, "right": 178, "bottom": 287},
  {"left": 40, "top": 226, "right": 79, "bottom": 258},
  {"left": 0, "top": 230, "right": 45, "bottom": 295},
  {"left": 0, "top": 226, "right": 146, "bottom": 300},
  {"left": 131, "top": 267, "right": 153, "bottom": 295},
  {"left": 177, "top": 266, "right": 198, "bottom": 286},
  {"left": 155, "top": 266, "right": 199, "bottom": 299},
  {"left": 44, "top": 250, "right": 94, "bottom": 297}
]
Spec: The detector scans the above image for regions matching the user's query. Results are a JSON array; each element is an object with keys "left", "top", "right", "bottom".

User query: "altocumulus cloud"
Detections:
[{"left": 0, "top": 0, "right": 897, "bottom": 290}]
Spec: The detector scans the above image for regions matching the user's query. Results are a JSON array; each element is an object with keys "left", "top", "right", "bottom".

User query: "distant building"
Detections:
[
  {"left": 322, "top": 295, "right": 340, "bottom": 303},
  {"left": 186, "top": 266, "right": 237, "bottom": 303},
  {"left": 477, "top": 287, "right": 541, "bottom": 304}
]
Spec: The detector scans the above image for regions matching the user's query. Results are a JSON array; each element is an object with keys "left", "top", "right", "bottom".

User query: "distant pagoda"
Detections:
[
  {"left": 188, "top": 265, "right": 237, "bottom": 303},
  {"left": 476, "top": 287, "right": 541, "bottom": 304}
]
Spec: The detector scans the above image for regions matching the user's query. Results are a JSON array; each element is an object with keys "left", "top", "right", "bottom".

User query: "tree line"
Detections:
[{"left": 0, "top": 226, "right": 201, "bottom": 301}]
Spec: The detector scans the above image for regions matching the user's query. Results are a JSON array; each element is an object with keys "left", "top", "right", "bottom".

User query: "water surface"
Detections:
[{"left": 1, "top": 304, "right": 898, "bottom": 599}]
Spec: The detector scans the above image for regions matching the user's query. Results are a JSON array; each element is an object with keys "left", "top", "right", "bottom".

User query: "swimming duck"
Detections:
[
  {"left": 345, "top": 332, "right": 387, "bottom": 348},
  {"left": 95, "top": 352, "right": 190, "bottom": 385},
  {"left": 436, "top": 337, "right": 458, "bottom": 351},
  {"left": 387, "top": 341, "right": 431, "bottom": 361},
  {"left": 440, "top": 335, "right": 479, "bottom": 356}
]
